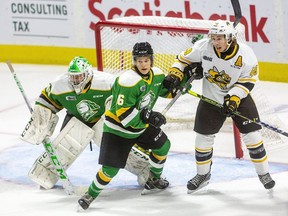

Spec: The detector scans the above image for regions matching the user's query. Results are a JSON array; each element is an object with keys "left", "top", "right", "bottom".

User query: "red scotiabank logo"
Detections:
[{"left": 89, "top": 0, "right": 269, "bottom": 43}]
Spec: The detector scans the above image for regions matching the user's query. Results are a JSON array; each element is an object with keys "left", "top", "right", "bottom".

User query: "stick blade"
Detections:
[{"left": 231, "top": 0, "right": 242, "bottom": 27}]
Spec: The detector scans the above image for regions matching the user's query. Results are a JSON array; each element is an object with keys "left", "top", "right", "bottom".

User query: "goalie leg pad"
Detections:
[
  {"left": 92, "top": 117, "right": 104, "bottom": 147},
  {"left": 28, "top": 117, "right": 94, "bottom": 189},
  {"left": 28, "top": 151, "right": 59, "bottom": 189},
  {"left": 91, "top": 95, "right": 112, "bottom": 147},
  {"left": 125, "top": 145, "right": 150, "bottom": 186}
]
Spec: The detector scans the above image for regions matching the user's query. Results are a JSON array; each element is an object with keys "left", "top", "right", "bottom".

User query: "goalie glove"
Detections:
[
  {"left": 140, "top": 108, "right": 166, "bottom": 128},
  {"left": 21, "top": 105, "right": 59, "bottom": 145},
  {"left": 192, "top": 34, "right": 204, "bottom": 44},
  {"left": 222, "top": 94, "right": 241, "bottom": 117}
]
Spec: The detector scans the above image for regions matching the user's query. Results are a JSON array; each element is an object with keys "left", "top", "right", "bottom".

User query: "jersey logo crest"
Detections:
[
  {"left": 205, "top": 66, "right": 231, "bottom": 90},
  {"left": 138, "top": 90, "right": 155, "bottom": 110},
  {"left": 76, "top": 99, "right": 100, "bottom": 122}
]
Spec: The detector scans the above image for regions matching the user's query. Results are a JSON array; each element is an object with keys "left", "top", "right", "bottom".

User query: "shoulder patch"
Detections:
[
  {"left": 184, "top": 47, "right": 193, "bottom": 56},
  {"left": 250, "top": 65, "right": 258, "bottom": 77}
]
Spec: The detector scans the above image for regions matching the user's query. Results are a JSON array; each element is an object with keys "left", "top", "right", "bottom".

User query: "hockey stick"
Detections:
[
  {"left": 231, "top": 0, "right": 242, "bottom": 27},
  {"left": 161, "top": 74, "right": 196, "bottom": 116},
  {"left": 187, "top": 89, "right": 288, "bottom": 138},
  {"left": 7, "top": 62, "right": 33, "bottom": 113},
  {"left": 6, "top": 61, "right": 76, "bottom": 195}
]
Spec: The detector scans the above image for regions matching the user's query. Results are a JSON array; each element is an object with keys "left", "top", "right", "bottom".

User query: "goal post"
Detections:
[{"left": 94, "top": 16, "right": 287, "bottom": 159}]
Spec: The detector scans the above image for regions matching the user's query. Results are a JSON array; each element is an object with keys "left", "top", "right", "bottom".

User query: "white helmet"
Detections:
[
  {"left": 208, "top": 20, "right": 237, "bottom": 41},
  {"left": 68, "top": 56, "right": 93, "bottom": 95}
]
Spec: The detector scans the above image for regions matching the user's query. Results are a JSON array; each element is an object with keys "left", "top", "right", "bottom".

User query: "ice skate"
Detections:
[
  {"left": 258, "top": 173, "right": 275, "bottom": 190},
  {"left": 78, "top": 192, "right": 96, "bottom": 210},
  {"left": 141, "top": 173, "right": 169, "bottom": 195},
  {"left": 187, "top": 172, "right": 211, "bottom": 194}
]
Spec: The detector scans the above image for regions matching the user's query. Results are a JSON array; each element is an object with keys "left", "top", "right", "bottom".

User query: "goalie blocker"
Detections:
[{"left": 23, "top": 107, "right": 150, "bottom": 189}]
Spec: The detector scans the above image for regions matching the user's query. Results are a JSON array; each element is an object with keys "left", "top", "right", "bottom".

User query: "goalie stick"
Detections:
[
  {"left": 6, "top": 61, "right": 76, "bottom": 195},
  {"left": 187, "top": 89, "right": 288, "bottom": 138}
]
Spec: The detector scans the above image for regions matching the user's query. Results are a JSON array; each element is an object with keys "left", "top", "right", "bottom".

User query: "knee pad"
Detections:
[
  {"left": 241, "top": 130, "right": 262, "bottom": 149},
  {"left": 195, "top": 133, "right": 215, "bottom": 150},
  {"left": 241, "top": 130, "right": 267, "bottom": 160}
]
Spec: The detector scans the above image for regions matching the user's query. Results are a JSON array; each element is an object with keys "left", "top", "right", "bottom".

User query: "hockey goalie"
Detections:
[{"left": 20, "top": 56, "right": 150, "bottom": 190}]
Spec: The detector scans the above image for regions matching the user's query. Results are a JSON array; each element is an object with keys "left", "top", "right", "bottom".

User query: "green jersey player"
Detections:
[
  {"left": 21, "top": 56, "right": 150, "bottom": 190},
  {"left": 78, "top": 42, "right": 172, "bottom": 210},
  {"left": 164, "top": 20, "right": 275, "bottom": 193}
]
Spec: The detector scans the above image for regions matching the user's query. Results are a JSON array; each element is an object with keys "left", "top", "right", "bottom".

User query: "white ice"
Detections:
[{"left": 0, "top": 64, "right": 288, "bottom": 216}]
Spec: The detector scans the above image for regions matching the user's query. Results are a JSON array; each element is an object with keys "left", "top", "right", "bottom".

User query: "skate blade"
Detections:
[
  {"left": 76, "top": 204, "right": 86, "bottom": 212},
  {"left": 187, "top": 181, "right": 209, "bottom": 194},
  {"left": 141, "top": 188, "right": 165, "bottom": 195}
]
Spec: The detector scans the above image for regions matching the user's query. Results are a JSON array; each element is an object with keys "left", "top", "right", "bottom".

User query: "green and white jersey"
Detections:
[
  {"left": 36, "top": 70, "right": 116, "bottom": 124},
  {"left": 104, "top": 67, "right": 169, "bottom": 139}
]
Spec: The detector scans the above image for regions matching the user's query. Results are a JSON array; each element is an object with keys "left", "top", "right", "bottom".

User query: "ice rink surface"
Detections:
[{"left": 1, "top": 64, "right": 288, "bottom": 216}]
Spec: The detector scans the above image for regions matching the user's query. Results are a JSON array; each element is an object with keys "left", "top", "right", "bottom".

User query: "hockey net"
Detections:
[{"left": 94, "top": 16, "right": 288, "bottom": 158}]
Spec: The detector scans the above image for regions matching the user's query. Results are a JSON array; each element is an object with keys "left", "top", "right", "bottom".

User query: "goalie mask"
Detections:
[
  {"left": 132, "top": 42, "right": 154, "bottom": 66},
  {"left": 68, "top": 56, "right": 93, "bottom": 95}
]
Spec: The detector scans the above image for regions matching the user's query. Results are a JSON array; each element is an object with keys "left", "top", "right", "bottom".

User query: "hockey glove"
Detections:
[
  {"left": 184, "top": 62, "right": 203, "bottom": 80},
  {"left": 192, "top": 34, "right": 204, "bottom": 44},
  {"left": 222, "top": 94, "right": 241, "bottom": 117},
  {"left": 163, "top": 74, "right": 181, "bottom": 97},
  {"left": 140, "top": 108, "right": 166, "bottom": 128}
]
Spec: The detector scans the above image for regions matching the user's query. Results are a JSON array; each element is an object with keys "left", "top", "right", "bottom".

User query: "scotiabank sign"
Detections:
[{"left": 88, "top": 0, "right": 269, "bottom": 43}]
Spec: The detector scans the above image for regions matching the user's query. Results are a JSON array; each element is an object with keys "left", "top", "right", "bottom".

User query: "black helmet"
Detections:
[
  {"left": 132, "top": 42, "right": 153, "bottom": 58},
  {"left": 132, "top": 42, "right": 154, "bottom": 67}
]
